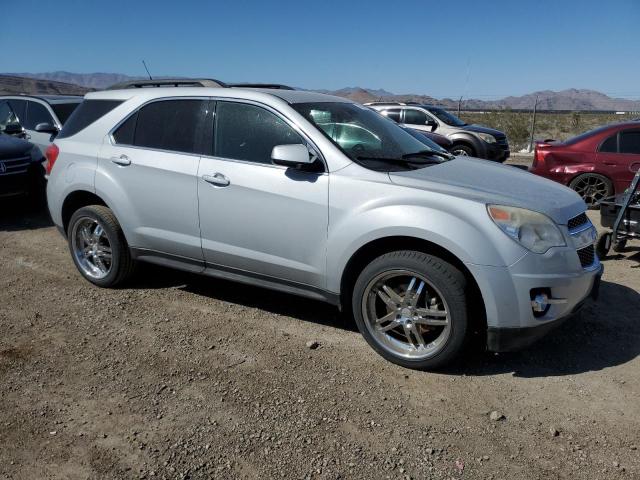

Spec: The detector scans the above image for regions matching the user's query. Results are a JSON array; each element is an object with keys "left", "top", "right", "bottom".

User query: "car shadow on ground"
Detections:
[
  {"left": 3, "top": 207, "right": 638, "bottom": 377},
  {"left": 0, "top": 202, "right": 53, "bottom": 232},
  {"left": 129, "top": 263, "right": 352, "bottom": 332}
]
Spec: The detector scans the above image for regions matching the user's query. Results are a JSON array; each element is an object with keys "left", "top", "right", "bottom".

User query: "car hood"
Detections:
[
  {"left": 388, "top": 157, "right": 585, "bottom": 224},
  {"left": 460, "top": 124, "right": 505, "bottom": 137},
  {"left": 0, "top": 134, "right": 33, "bottom": 160}
]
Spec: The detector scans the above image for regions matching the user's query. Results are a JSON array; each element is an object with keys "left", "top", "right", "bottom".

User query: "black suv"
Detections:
[{"left": 0, "top": 132, "right": 45, "bottom": 203}]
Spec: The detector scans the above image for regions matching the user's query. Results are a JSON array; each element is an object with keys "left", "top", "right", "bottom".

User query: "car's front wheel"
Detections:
[
  {"left": 451, "top": 144, "right": 475, "bottom": 157},
  {"left": 67, "top": 205, "right": 135, "bottom": 287},
  {"left": 352, "top": 251, "right": 468, "bottom": 370}
]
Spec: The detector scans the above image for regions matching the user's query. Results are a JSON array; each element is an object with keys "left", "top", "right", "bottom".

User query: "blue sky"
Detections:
[{"left": 1, "top": 0, "right": 638, "bottom": 99}]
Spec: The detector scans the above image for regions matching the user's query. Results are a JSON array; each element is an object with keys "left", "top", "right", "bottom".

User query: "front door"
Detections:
[{"left": 197, "top": 100, "right": 328, "bottom": 288}]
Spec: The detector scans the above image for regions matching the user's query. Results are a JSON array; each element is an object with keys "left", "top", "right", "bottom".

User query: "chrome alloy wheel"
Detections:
[
  {"left": 71, "top": 217, "right": 113, "bottom": 279},
  {"left": 451, "top": 148, "right": 469, "bottom": 156},
  {"left": 572, "top": 175, "right": 609, "bottom": 206},
  {"left": 361, "top": 270, "right": 451, "bottom": 360}
]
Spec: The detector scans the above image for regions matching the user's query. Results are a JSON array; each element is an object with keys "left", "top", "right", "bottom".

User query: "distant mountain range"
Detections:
[{"left": 3, "top": 71, "right": 640, "bottom": 112}]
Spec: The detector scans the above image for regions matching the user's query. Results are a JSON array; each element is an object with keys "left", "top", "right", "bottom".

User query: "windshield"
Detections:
[
  {"left": 427, "top": 107, "right": 467, "bottom": 127},
  {"left": 292, "top": 102, "right": 450, "bottom": 171}
]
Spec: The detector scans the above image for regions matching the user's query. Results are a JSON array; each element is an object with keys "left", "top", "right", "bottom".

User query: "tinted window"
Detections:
[
  {"left": 381, "top": 109, "right": 401, "bottom": 122},
  {"left": 403, "top": 109, "right": 428, "bottom": 125},
  {"left": 133, "top": 100, "right": 208, "bottom": 154},
  {"left": 599, "top": 134, "right": 617, "bottom": 153},
  {"left": 0, "top": 101, "right": 18, "bottom": 129},
  {"left": 24, "top": 102, "right": 53, "bottom": 130},
  {"left": 426, "top": 107, "right": 467, "bottom": 127},
  {"left": 51, "top": 102, "right": 81, "bottom": 125},
  {"left": 8, "top": 100, "right": 27, "bottom": 124},
  {"left": 215, "top": 101, "right": 303, "bottom": 164},
  {"left": 113, "top": 112, "right": 137, "bottom": 145},
  {"left": 58, "top": 100, "right": 123, "bottom": 139},
  {"left": 620, "top": 130, "right": 640, "bottom": 154}
]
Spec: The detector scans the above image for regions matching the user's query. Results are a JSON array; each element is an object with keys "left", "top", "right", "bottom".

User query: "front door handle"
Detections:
[
  {"left": 110, "top": 155, "right": 131, "bottom": 166},
  {"left": 202, "top": 173, "right": 230, "bottom": 187}
]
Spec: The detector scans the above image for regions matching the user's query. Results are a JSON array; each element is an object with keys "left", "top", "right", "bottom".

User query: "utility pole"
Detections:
[
  {"left": 528, "top": 95, "right": 539, "bottom": 152},
  {"left": 458, "top": 96, "right": 463, "bottom": 116}
]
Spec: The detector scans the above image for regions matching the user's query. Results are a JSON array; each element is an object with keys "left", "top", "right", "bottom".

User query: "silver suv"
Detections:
[
  {"left": 46, "top": 80, "right": 601, "bottom": 369},
  {"left": 367, "top": 102, "right": 510, "bottom": 162}
]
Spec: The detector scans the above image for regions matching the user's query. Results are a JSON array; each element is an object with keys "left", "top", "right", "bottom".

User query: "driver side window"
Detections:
[{"left": 214, "top": 101, "right": 304, "bottom": 164}]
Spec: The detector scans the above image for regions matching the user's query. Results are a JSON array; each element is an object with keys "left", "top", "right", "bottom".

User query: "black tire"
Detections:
[
  {"left": 352, "top": 250, "right": 468, "bottom": 370},
  {"left": 569, "top": 173, "right": 613, "bottom": 208},
  {"left": 596, "top": 233, "right": 611, "bottom": 259},
  {"left": 612, "top": 238, "right": 627, "bottom": 253},
  {"left": 451, "top": 143, "right": 475, "bottom": 157},
  {"left": 67, "top": 205, "right": 135, "bottom": 287}
]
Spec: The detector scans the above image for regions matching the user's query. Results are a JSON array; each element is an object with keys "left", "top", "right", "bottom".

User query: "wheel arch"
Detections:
[
  {"left": 61, "top": 190, "right": 109, "bottom": 235},
  {"left": 339, "top": 235, "right": 487, "bottom": 334}
]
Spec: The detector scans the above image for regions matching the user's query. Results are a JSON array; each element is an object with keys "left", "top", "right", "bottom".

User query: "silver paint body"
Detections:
[{"left": 47, "top": 87, "right": 600, "bottom": 331}]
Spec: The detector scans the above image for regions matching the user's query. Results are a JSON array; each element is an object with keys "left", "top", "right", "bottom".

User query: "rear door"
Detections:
[
  {"left": 596, "top": 129, "right": 640, "bottom": 193},
  {"left": 96, "top": 98, "right": 211, "bottom": 261},
  {"left": 197, "top": 99, "right": 328, "bottom": 288}
]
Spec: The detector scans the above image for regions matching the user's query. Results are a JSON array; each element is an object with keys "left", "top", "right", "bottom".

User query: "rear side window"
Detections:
[
  {"left": 51, "top": 102, "right": 81, "bottom": 125},
  {"left": 24, "top": 102, "right": 53, "bottom": 130},
  {"left": 381, "top": 109, "right": 401, "bottom": 122},
  {"left": 599, "top": 134, "right": 618, "bottom": 153},
  {"left": 115, "top": 100, "right": 209, "bottom": 155},
  {"left": 7, "top": 99, "right": 27, "bottom": 125},
  {"left": 57, "top": 100, "right": 123, "bottom": 139},
  {"left": 620, "top": 130, "right": 640, "bottom": 154},
  {"left": 403, "top": 109, "right": 428, "bottom": 125},
  {"left": 214, "top": 101, "right": 304, "bottom": 164}
]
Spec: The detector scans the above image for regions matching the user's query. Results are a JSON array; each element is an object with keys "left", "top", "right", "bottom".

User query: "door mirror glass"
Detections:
[
  {"left": 35, "top": 122, "right": 59, "bottom": 134},
  {"left": 271, "top": 144, "right": 313, "bottom": 167}
]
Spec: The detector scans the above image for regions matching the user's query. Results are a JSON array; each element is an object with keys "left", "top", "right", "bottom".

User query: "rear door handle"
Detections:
[
  {"left": 202, "top": 173, "right": 230, "bottom": 187},
  {"left": 110, "top": 155, "right": 131, "bottom": 166}
]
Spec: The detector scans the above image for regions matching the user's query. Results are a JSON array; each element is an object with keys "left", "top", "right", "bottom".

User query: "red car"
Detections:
[{"left": 530, "top": 121, "right": 640, "bottom": 206}]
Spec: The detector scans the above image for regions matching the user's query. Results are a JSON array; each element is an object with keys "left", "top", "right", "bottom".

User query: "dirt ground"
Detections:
[{"left": 1, "top": 197, "right": 639, "bottom": 479}]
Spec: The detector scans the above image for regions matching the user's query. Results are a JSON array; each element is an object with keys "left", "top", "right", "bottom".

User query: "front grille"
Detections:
[
  {"left": 0, "top": 155, "right": 31, "bottom": 176},
  {"left": 577, "top": 244, "right": 595, "bottom": 268},
  {"left": 568, "top": 212, "right": 589, "bottom": 230}
]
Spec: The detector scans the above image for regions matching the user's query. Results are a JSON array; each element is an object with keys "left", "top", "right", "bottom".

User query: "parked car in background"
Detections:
[
  {"left": 47, "top": 79, "right": 600, "bottom": 370},
  {"left": 366, "top": 102, "right": 510, "bottom": 162},
  {"left": 401, "top": 127, "right": 453, "bottom": 154},
  {"left": 0, "top": 131, "right": 45, "bottom": 203},
  {"left": 530, "top": 122, "right": 640, "bottom": 206},
  {"left": 0, "top": 95, "right": 82, "bottom": 157}
]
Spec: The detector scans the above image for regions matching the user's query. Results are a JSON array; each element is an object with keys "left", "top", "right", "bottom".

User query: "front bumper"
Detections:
[
  {"left": 486, "top": 143, "right": 510, "bottom": 162},
  {"left": 486, "top": 264, "right": 602, "bottom": 351}
]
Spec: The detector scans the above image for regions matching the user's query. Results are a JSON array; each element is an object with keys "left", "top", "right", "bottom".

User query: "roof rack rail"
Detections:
[
  {"left": 106, "top": 78, "right": 228, "bottom": 90},
  {"left": 364, "top": 101, "right": 422, "bottom": 106},
  {"left": 228, "top": 83, "right": 295, "bottom": 90}
]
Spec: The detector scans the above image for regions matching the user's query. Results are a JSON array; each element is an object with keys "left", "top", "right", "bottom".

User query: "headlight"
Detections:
[
  {"left": 477, "top": 132, "right": 496, "bottom": 144},
  {"left": 487, "top": 205, "right": 566, "bottom": 254}
]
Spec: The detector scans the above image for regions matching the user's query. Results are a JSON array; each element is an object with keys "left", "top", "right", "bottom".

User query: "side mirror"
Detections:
[
  {"left": 35, "top": 122, "right": 59, "bottom": 134},
  {"left": 3, "top": 123, "right": 26, "bottom": 137},
  {"left": 271, "top": 144, "right": 314, "bottom": 168},
  {"left": 425, "top": 119, "right": 437, "bottom": 132}
]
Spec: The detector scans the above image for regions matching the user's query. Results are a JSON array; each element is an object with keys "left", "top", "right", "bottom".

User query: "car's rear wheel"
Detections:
[
  {"left": 569, "top": 173, "right": 612, "bottom": 207},
  {"left": 68, "top": 205, "right": 135, "bottom": 287},
  {"left": 451, "top": 144, "right": 475, "bottom": 157},
  {"left": 352, "top": 251, "right": 468, "bottom": 370}
]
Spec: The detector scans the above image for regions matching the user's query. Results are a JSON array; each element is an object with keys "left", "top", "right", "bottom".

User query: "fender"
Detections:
[{"left": 325, "top": 201, "right": 527, "bottom": 293}]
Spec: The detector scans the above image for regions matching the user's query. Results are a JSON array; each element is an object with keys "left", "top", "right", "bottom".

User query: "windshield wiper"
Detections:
[
  {"left": 402, "top": 149, "right": 454, "bottom": 161},
  {"left": 356, "top": 155, "right": 441, "bottom": 165}
]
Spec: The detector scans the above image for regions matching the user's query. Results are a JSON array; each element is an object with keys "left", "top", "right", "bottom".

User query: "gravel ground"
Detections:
[{"left": 1, "top": 200, "right": 639, "bottom": 480}]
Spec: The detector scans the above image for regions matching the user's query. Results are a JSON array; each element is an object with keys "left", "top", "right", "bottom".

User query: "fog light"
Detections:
[
  {"left": 530, "top": 289, "right": 568, "bottom": 317},
  {"left": 531, "top": 293, "right": 550, "bottom": 313}
]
